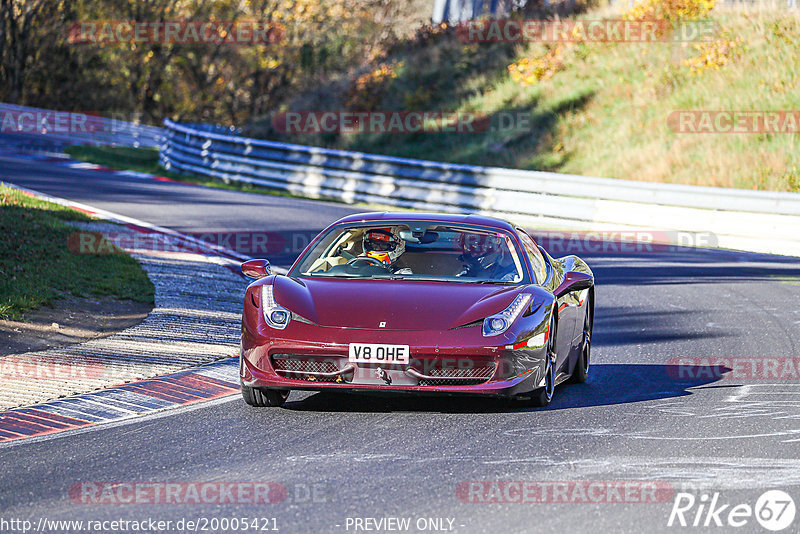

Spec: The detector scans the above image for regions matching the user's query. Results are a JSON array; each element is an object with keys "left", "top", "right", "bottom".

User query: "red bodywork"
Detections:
[{"left": 239, "top": 213, "right": 593, "bottom": 399}]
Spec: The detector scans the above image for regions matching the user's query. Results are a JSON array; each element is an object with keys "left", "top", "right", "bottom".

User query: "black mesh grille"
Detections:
[
  {"left": 272, "top": 356, "right": 343, "bottom": 382},
  {"left": 415, "top": 364, "right": 495, "bottom": 386},
  {"left": 426, "top": 367, "right": 495, "bottom": 378},
  {"left": 417, "top": 378, "right": 490, "bottom": 386}
]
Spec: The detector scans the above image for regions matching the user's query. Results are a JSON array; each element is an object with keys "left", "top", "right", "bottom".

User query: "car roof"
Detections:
[{"left": 332, "top": 212, "right": 518, "bottom": 233}]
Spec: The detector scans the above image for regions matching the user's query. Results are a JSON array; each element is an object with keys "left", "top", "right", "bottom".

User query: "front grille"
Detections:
[
  {"left": 271, "top": 356, "right": 345, "bottom": 382},
  {"left": 415, "top": 365, "right": 495, "bottom": 386},
  {"left": 427, "top": 367, "right": 495, "bottom": 378},
  {"left": 417, "top": 378, "right": 490, "bottom": 386},
  {"left": 271, "top": 354, "right": 495, "bottom": 387}
]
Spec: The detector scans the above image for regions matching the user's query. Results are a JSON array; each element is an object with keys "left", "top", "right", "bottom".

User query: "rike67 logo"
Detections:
[{"left": 668, "top": 490, "right": 796, "bottom": 531}]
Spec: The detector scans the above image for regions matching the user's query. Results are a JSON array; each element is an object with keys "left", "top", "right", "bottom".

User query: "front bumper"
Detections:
[{"left": 240, "top": 335, "right": 548, "bottom": 398}]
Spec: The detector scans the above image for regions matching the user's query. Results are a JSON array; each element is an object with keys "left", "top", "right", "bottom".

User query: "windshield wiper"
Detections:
[
  {"left": 380, "top": 275, "right": 445, "bottom": 282},
  {"left": 305, "top": 272, "right": 362, "bottom": 278}
]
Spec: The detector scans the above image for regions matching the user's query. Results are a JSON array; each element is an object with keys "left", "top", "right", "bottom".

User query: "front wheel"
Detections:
[
  {"left": 241, "top": 385, "right": 289, "bottom": 407},
  {"left": 529, "top": 354, "right": 555, "bottom": 407},
  {"left": 528, "top": 315, "right": 557, "bottom": 407},
  {"left": 571, "top": 298, "right": 592, "bottom": 384}
]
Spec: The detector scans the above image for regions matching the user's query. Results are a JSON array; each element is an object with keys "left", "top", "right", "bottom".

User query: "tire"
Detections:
[
  {"left": 241, "top": 385, "right": 289, "bottom": 407},
  {"left": 529, "top": 315, "right": 557, "bottom": 407},
  {"left": 570, "top": 298, "right": 592, "bottom": 384},
  {"left": 530, "top": 354, "right": 556, "bottom": 407}
]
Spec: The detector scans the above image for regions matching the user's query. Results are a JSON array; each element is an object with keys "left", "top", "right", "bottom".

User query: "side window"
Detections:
[{"left": 517, "top": 230, "right": 548, "bottom": 284}]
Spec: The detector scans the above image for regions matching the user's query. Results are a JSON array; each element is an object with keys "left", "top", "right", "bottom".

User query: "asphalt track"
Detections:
[{"left": 2, "top": 146, "right": 800, "bottom": 533}]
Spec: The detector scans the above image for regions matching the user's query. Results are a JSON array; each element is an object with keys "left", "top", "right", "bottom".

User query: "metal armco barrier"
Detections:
[
  {"left": 0, "top": 103, "right": 164, "bottom": 148},
  {"left": 160, "top": 118, "right": 800, "bottom": 256}
]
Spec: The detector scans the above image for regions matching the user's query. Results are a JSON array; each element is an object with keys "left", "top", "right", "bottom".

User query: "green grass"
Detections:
[
  {"left": 0, "top": 184, "right": 154, "bottom": 320},
  {"left": 250, "top": 7, "right": 800, "bottom": 192},
  {"left": 69, "top": 8, "right": 800, "bottom": 194}
]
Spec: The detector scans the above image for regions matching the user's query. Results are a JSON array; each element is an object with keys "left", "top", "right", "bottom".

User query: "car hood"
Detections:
[{"left": 273, "top": 276, "right": 525, "bottom": 331}]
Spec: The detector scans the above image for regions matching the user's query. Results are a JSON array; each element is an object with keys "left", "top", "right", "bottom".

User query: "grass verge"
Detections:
[
  {"left": 0, "top": 184, "right": 154, "bottom": 320},
  {"left": 247, "top": 6, "right": 800, "bottom": 192},
  {"left": 70, "top": 4, "right": 800, "bottom": 194}
]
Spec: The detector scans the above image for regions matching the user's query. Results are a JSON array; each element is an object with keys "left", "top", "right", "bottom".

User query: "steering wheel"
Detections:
[
  {"left": 346, "top": 256, "right": 384, "bottom": 267},
  {"left": 334, "top": 245, "right": 356, "bottom": 260}
]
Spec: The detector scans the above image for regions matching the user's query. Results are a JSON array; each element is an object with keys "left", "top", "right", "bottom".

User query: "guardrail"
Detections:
[
  {"left": 0, "top": 103, "right": 164, "bottom": 148},
  {"left": 160, "top": 119, "right": 800, "bottom": 256}
]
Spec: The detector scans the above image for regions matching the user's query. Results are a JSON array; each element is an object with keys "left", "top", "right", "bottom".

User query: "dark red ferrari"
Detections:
[{"left": 239, "top": 212, "right": 594, "bottom": 407}]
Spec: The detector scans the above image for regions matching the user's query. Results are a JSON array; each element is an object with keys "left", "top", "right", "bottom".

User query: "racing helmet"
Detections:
[
  {"left": 363, "top": 228, "right": 405, "bottom": 264},
  {"left": 458, "top": 232, "right": 504, "bottom": 265}
]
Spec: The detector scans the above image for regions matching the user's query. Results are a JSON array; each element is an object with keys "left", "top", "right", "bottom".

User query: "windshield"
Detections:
[{"left": 290, "top": 223, "right": 526, "bottom": 284}]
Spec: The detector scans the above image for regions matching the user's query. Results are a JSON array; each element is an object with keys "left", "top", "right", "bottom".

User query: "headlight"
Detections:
[
  {"left": 482, "top": 293, "right": 531, "bottom": 337},
  {"left": 262, "top": 284, "right": 291, "bottom": 329}
]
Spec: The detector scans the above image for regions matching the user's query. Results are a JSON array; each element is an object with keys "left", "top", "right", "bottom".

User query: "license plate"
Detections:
[{"left": 348, "top": 343, "right": 410, "bottom": 364}]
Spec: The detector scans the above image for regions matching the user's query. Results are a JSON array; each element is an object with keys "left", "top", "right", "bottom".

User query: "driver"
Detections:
[
  {"left": 456, "top": 232, "right": 518, "bottom": 282},
  {"left": 361, "top": 228, "right": 413, "bottom": 274}
]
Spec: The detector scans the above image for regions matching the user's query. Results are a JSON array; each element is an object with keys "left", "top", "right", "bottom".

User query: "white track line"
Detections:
[{"left": 3, "top": 181, "right": 288, "bottom": 273}]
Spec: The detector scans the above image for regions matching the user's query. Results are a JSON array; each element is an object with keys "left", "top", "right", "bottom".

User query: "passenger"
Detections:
[{"left": 456, "top": 232, "right": 517, "bottom": 281}]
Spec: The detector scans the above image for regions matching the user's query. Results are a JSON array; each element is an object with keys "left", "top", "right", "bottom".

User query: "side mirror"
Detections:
[
  {"left": 241, "top": 259, "right": 272, "bottom": 279},
  {"left": 553, "top": 271, "right": 593, "bottom": 298}
]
